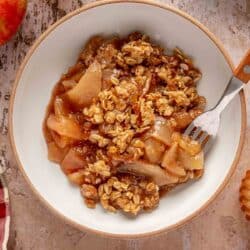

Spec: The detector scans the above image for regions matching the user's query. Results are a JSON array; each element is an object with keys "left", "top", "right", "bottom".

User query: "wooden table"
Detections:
[{"left": 0, "top": 0, "right": 250, "bottom": 249}]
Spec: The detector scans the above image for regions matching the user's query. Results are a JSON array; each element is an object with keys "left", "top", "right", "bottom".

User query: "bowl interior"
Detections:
[{"left": 11, "top": 2, "right": 243, "bottom": 236}]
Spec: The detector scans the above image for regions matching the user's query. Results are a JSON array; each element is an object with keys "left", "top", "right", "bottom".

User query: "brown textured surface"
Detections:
[{"left": 0, "top": 0, "right": 250, "bottom": 249}]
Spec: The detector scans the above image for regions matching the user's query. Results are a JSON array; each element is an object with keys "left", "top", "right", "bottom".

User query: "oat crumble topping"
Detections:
[{"left": 44, "top": 32, "right": 206, "bottom": 215}]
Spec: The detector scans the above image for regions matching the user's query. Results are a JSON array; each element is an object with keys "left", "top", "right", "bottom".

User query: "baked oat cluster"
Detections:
[{"left": 44, "top": 32, "right": 206, "bottom": 215}]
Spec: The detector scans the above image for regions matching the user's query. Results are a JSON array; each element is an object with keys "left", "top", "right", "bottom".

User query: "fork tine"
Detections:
[
  {"left": 203, "top": 136, "right": 212, "bottom": 153},
  {"left": 184, "top": 123, "right": 195, "bottom": 136},
  {"left": 197, "top": 131, "right": 208, "bottom": 145},
  {"left": 191, "top": 127, "right": 202, "bottom": 140},
  {"left": 184, "top": 121, "right": 212, "bottom": 152}
]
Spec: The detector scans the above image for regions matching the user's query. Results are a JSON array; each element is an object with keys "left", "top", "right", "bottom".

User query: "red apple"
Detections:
[{"left": 0, "top": 0, "right": 27, "bottom": 45}]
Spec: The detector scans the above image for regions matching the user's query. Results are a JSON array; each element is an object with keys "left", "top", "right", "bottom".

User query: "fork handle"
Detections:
[
  {"left": 234, "top": 49, "right": 250, "bottom": 83},
  {"left": 214, "top": 77, "right": 243, "bottom": 114}
]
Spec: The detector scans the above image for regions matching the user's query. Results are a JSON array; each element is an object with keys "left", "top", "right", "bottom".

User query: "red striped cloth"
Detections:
[{"left": 0, "top": 176, "right": 10, "bottom": 250}]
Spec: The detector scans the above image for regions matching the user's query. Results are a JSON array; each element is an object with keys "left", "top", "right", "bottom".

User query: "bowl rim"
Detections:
[{"left": 9, "top": 0, "right": 247, "bottom": 239}]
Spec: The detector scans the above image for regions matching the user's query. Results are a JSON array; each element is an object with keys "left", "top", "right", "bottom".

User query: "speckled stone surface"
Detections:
[{"left": 0, "top": 0, "right": 250, "bottom": 249}]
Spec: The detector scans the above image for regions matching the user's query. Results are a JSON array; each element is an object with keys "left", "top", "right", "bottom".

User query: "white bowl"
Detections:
[{"left": 10, "top": 0, "right": 246, "bottom": 238}]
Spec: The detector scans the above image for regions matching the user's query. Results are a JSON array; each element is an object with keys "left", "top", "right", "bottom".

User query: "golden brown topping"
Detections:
[
  {"left": 89, "top": 131, "right": 110, "bottom": 148},
  {"left": 87, "top": 160, "right": 111, "bottom": 178},
  {"left": 157, "top": 66, "right": 173, "bottom": 83},
  {"left": 139, "top": 99, "right": 155, "bottom": 127},
  {"left": 167, "top": 91, "right": 191, "bottom": 107},
  {"left": 104, "top": 111, "right": 116, "bottom": 124},
  {"left": 45, "top": 32, "right": 206, "bottom": 216},
  {"left": 81, "top": 184, "right": 98, "bottom": 200},
  {"left": 98, "top": 175, "right": 159, "bottom": 214},
  {"left": 81, "top": 184, "right": 98, "bottom": 208},
  {"left": 83, "top": 103, "right": 104, "bottom": 124},
  {"left": 126, "top": 138, "right": 145, "bottom": 160},
  {"left": 121, "top": 40, "right": 154, "bottom": 65},
  {"left": 112, "top": 130, "right": 134, "bottom": 153},
  {"left": 155, "top": 98, "right": 174, "bottom": 117}
]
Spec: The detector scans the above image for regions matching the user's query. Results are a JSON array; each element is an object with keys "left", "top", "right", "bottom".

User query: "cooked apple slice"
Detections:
[
  {"left": 173, "top": 111, "right": 193, "bottom": 130},
  {"left": 62, "top": 79, "right": 77, "bottom": 90},
  {"left": 66, "top": 61, "right": 102, "bottom": 108},
  {"left": 150, "top": 117, "right": 173, "bottom": 146},
  {"left": 161, "top": 142, "right": 178, "bottom": 167},
  {"left": 165, "top": 164, "right": 186, "bottom": 178},
  {"left": 178, "top": 149, "right": 204, "bottom": 170},
  {"left": 178, "top": 136, "right": 201, "bottom": 156},
  {"left": 54, "top": 97, "right": 69, "bottom": 116},
  {"left": 47, "top": 114, "right": 83, "bottom": 140},
  {"left": 144, "top": 138, "right": 165, "bottom": 164},
  {"left": 118, "top": 161, "right": 178, "bottom": 186},
  {"left": 67, "top": 170, "right": 85, "bottom": 185},
  {"left": 161, "top": 143, "right": 186, "bottom": 177},
  {"left": 50, "top": 130, "right": 73, "bottom": 149},
  {"left": 141, "top": 73, "right": 152, "bottom": 96},
  {"left": 61, "top": 148, "right": 87, "bottom": 174},
  {"left": 102, "top": 68, "right": 113, "bottom": 90},
  {"left": 47, "top": 142, "right": 69, "bottom": 163}
]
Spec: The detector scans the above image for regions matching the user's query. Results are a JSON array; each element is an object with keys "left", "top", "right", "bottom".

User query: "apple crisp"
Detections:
[{"left": 44, "top": 32, "right": 206, "bottom": 215}]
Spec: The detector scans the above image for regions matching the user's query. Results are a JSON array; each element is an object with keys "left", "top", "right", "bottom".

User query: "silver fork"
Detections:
[{"left": 184, "top": 49, "right": 250, "bottom": 153}]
